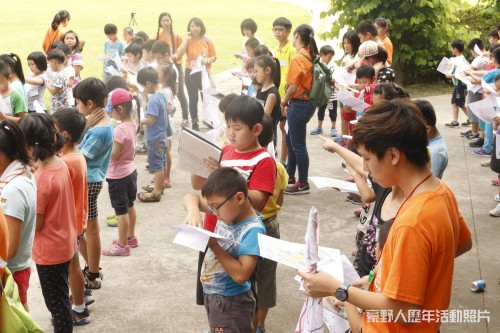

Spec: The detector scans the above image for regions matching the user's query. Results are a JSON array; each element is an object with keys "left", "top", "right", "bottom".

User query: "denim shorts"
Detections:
[{"left": 147, "top": 140, "right": 167, "bottom": 172}]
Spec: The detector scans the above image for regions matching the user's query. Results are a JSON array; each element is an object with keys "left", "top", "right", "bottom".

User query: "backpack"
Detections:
[{"left": 298, "top": 53, "right": 332, "bottom": 107}]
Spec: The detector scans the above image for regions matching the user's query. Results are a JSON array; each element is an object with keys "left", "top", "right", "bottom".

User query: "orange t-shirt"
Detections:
[
  {"left": 62, "top": 152, "right": 88, "bottom": 235},
  {"left": 158, "top": 33, "right": 183, "bottom": 65},
  {"left": 42, "top": 27, "right": 64, "bottom": 54},
  {"left": 286, "top": 49, "right": 313, "bottom": 100},
  {"left": 382, "top": 36, "right": 394, "bottom": 65},
  {"left": 185, "top": 36, "right": 216, "bottom": 70},
  {"left": 33, "top": 159, "right": 77, "bottom": 265},
  {"left": 363, "top": 182, "right": 471, "bottom": 333},
  {"left": 0, "top": 207, "right": 8, "bottom": 278}
]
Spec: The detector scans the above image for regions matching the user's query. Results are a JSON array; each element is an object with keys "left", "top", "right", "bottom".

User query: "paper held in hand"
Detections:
[
  {"left": 176, "top": 127, "right": 222, "bottom": 178},
  {"left": 336, "top": 92, "right": 370, "bottom": 112},
  {"left": 467, "top": 98, "right": 499, "bottom": 123},
  {"left": 309, "top": 176, "right": 360, "bottom": 195},
  {"left": 169, "top": 224, "right": 237, "bottom": 252},
  {"left": 332, "top": 67, "right": 356, "bottom": 87},
  {"left": 436, "top": 57, "right": 455, "bottom": 75}
]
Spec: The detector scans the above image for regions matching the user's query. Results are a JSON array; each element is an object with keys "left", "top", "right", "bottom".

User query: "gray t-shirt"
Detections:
[
  {"left": 0, "top": 174, "right": 37, "bottom": 272},
  {"left": 429, "top": 135, "right": 448, "bottom": 179},
  {"left": 25, "top": 73, "right": 48, "bottom": 111}
]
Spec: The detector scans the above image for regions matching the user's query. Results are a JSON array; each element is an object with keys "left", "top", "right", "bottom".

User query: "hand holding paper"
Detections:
[{"left": 169, "top": 224, "right": 237, "bottom": 252}]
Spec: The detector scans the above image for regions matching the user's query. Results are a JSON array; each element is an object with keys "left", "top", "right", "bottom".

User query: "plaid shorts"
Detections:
[{"left": 87, "top": 182, "right": 103, "bottom": 220}]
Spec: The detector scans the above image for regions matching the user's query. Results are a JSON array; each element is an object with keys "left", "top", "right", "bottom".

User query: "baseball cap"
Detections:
[
  {"left": 110, "top": 88, "right": 133, "bottom": 107},
  {"left": 358, "top": 41, "right": 379, "bottom": 59}
]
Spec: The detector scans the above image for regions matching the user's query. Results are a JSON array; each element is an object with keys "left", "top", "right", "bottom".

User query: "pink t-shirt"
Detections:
[
  {"left": 33, "top": 159, "right": 77, "bottom": 265},
  {"left": 106, "top": 121, "right": 137, "bottom": 179}
]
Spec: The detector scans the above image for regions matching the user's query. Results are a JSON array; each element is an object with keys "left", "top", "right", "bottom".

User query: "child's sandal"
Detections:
[
  {"left": 141, "top": 184, "right": 164, "bottom": 194},
  {"left": 137, "top": 191, "right": 161, "bottom": 202}
]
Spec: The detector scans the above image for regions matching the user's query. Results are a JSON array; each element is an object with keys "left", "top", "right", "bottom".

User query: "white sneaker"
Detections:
[
  {"left": 489, "top": 203, "right": 500, "bottom": 217},
  {"left": 495, "top": 194, "right": 500, "bottom": 202}
]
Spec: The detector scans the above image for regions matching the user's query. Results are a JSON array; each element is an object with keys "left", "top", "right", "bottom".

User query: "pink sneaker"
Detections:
[
  {"left": 112, "top": 236, "right": 138, "bottom": 248},
  {"left": 102, "top": 244, "right": 130, "bottom": 256},
  {"left": 492, "top": 179, "right": 499, "bottom": 186}
]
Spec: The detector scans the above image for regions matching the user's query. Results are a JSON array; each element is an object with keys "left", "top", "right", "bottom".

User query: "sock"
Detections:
[
  {"left": 72, "top": 304, "right": 86, "bottom": 313},
  {"left": 88, "top": 272, "right": 100, "bottom": 281}
]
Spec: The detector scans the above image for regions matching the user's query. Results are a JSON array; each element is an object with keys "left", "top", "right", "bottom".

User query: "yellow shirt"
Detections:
[
  {"left": 261, "top": 162, "right": 288, "bottom": 220},
  {"left": 275, "top": 41, "right": 296, "bottom": 98}
]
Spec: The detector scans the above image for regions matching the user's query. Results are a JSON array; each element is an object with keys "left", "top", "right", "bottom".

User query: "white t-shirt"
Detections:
[
  {"left": 64, "top": 64, "right": 76, "bottom": 105},
  {"left": 25, "top": 73, "right": 48, "bottom": 111}
]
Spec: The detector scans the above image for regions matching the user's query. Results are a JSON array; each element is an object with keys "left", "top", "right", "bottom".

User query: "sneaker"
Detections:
[
  {"left": 256, "top": 328, "right": 266, "bottom": 333},
  {"left": 460, "top": 130, "right": 471, "bottom": 137},
  {"left": 72, "top": 307, "right": 90, "bottom": 326},
  {"left": 445, "top": 121, "right": 459, "bottom": 127},
  {"left": 82, "top": 266, "right": 103, "bottom": 280},
  {"left": 492, "top": 179, "right": 499, "bottom": 186},
  {"left": 85, "top": 276, "right": 102, "bottom": 289},
  {"left": 490, "top": 203, "right": 500, "bottom": 217},
  {"left": 469, "top": 138, "right": 484, "bottom": 147},
  {"left": 284, "top": 182, "right": 310, "bottom": 195},
  {"left": 310, "top": 127, "right": 323, "bottom": 135},
  {"left": 472, "top": 149, "right": 491, "bottom": 157},
  {"left": 481, "top": 161, "right": 491, "bottom": 167},
  {"left": 334, "top": 136, "right": 343, "bottom": 143},
  {"left": 107, "top": 218, "right": 118, "bottom": 227},
  {"left": 102, "top": 243, "right": 131, "bottom": 256},
  {"left": 70, "top": 290, "right": 94, "bottom": 307},
  {"left": 330, "top": 128, "right": 338, "bottom": 137},
  {"left": 288, "top": 177, "right": 296, "bottom": 185},
  {"left": 113, "top": 236, "right": 139, "bottom": 248},
  {"left": 495, "top": 194, "right": 500, "bottom": 202},
  {"left": 465, "top": 132, "right": 480, "bottom": 139},
  {"left": 192, "top": 122, "right": 200, "bottom": 131},
  {"left": 461, "top": 119, "right": 471, "bottom": 126},
  {"left": 346, "top": 195, "right": 362, "bottom": 205},
  {"left": 181, "top": 119, "right": 189, "bottom": 128}
]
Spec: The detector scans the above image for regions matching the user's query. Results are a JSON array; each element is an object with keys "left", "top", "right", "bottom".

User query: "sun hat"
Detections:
[
  {"left": 110, "top": 88, "right": 133, "bottom": 107},
  {"left": 358, "top": 40, "right": 379, "bottom": 59}
]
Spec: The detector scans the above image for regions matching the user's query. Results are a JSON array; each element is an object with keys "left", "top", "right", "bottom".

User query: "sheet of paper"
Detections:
[
  {"left": 309, "top": 177, "right": 360, "bottom": 195},
  {"left": 113, "top": 53, "right": 126, "bottom": 71},
  {"left": 323, "top": 304, "right": 350, "bottom": 333},
  {"left": 201, "top": 68, "right": 222, "bottom": 128},
  {"left": 98, "top": 55, "right": 113, "bottom": 62},
  {"left": 105, "top": 66, "right": 121, "bottom": 76},
  {"left": 241, "top": 76, "right": 253, "bottom": 87},
  {"left": 127, "top": 73, "right": 144, "bottom": 92},
  {"left": 176, "top": 127, "right": 222, "bottom": 178},
  {"left": 332, "top": 67, "right": 356, "bottom": 87},
  {"left": 169, "top": 224, "right": 237, "bottom": 252},
  {"left": 468, "top": 98, "right": 498, "bottom": 123},
  {"left": 436, "top": 57, "right": 454, "bottom": 75},
  {"left": 202, "top": 86, "right": 225, "bottom": 99},
  {"left": 482, "top": 79, "right": 498, "bottom": 96},
  {"left": 496, "top": 132, "right": 500, "bottom": 160},
  {"left": 0, "top": 97, "right": 9, "bottom": 115},
  {"left": 474, "top": 44, "right": 483, "bottom": 56},
  {"left": 190, "top": 56, "right": 203, "bottom": 75},
  {"left": 336, "top": 92, "right": 370, "bottom": 112},
  {"left": 341, "top": 254, "right": 361, "bottom": 284}
]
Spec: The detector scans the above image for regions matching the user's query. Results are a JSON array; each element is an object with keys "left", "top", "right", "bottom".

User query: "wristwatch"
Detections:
[{"left": 335, "top": 282, "right": 350, "bottom": 302}]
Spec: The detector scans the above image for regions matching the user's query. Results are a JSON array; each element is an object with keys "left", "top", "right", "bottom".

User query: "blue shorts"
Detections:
[{"left": 147, "top": 140, "right": 167, "bottom": 172}]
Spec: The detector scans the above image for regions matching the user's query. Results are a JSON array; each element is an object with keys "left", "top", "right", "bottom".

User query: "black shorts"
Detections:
[
  {"left": 451, "top": 84, "right": 467, "bottom": 108},
  {"left": 106, "top": 170, "right": 138, "bottom": 216}
]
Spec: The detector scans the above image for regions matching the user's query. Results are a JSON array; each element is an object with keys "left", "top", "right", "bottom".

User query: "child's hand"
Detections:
[
  {"left": 183, "top": 211, "right": 203, "bottom": 228},
  {"left": 352, "top": 275, "right": 370, "bottom": 289},
  {"left": 318, "top": 135, "right": 337, "bottom": 153},
  {"left": 204, "top": 156, "right": 221, "bottom": 172},
  {"left": 332, "top": 299, "right": 345, "bottom": 313},
  {"left": 344, "top": 106, "right": 353, "bottom": 113},
  {"left": 445, "top": 73, "right": 455, "bottom": 79},
  {"left": 493, "top": 116, "right": 500, "bottom": 126},
  {"left": 207, "top": 237, "right": 218, "bottom": 249},
  {"left": 87, "top": 108, "right": 106, "bottom": 127}
]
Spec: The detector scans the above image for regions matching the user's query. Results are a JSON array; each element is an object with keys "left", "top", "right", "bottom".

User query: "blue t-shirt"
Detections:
[
  {"left": 104, "top": 39, "right": 126, "bottom": 69},
  {"left": 146, "top": 93, "right": 169, "bottom": 142},
  {"left": 202, "top": 214, "right": 265, "bottom": 296},
  {"left": 482, "top": 67, "right": 500, "bottom": 84},
  {"left": 78, "top": 118, "right": 114, "bottom": 182},
  {"left": 429, "top": 135, "right": 448, "bottom": 179}
]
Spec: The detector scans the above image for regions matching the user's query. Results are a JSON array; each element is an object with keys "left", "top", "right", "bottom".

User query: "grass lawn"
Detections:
[{"left": 1, "top": 0, "right": 309, "bottom": 78}]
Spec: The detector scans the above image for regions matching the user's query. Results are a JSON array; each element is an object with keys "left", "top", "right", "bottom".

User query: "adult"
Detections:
[
  {"left": 42, "top": 10, "right": 70, "bottom": 54},
  {"left": 156, "top": 12, "right": 189, "bottom": 128},
  {"left": 374, "top": 18, "right": 393, "bottom": 64},
  {"left": 0, "top": 120, "right": 36, "bottom": 311},
  {"left": 299, "top": 99, "right": 472, "bottom": 333},
  {"left": 280, "top": 24, "right": 318, "bottom": 195},
  {"left": 358, "top": 41, "right": 395, "bottom": 83},
  {"left": 176, "top": 17, "right": 217, "bottom": 131}
]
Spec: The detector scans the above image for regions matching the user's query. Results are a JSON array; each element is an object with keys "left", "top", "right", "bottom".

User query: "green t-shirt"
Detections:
[{"left": 2, "top": 89, "right": 27, "bottom": 115}]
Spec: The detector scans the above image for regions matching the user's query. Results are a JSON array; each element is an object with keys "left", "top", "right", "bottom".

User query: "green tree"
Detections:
[{"left": 321, "top": 0, "right": 470, "bottom": 84}]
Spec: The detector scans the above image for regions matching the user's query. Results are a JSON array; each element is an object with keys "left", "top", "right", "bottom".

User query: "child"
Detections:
[
  {"left": 102, "top": 23, "right": 126, "bottom": 83},
  {"left": 62, "top": 30, "right": 84, "bottom": 85},
  {"left": 0, "top": 59, "right": 27, "bottom": 121},
  {"left": 310, "top": 45, "right": 337, "bottom": 137},
  {"left": 57, "top": 44, "right": 76, "bottom": 106},
  {"left": 244, "top": 37, "right": 260, "bottom": 69},
  {"left": 137, "top": 67, "right": 168, "bottom": 202},
  {"left": 273, "top": 17, "right": 295, "bottom": 166},
  {"left": 25, "top": 52, "right": 48, "bottom": 113},
  {"left": 141, "top": 40, "right": 157, "bottom": 68},
  {"left": 245, "top": 58, "right": 260, "bottom": 98},
  {"left": 355, "top": 19, "right": 382, "bottom": 45},
  {"left": 236, "top": 18, "right": 262, "bottom": 61},
  {"left": 158, "top": 63, "right": 176, "bottom": 189},
  {"left": 19, "top": 113, "right": 77, "bottom": 333},
  {"left": 124, "top": 43, "right": 144, "bottom": 74},
  {"left": 445, "top": 39, "right": 468, "bottom": 127},
  {"left": 74, "top": 77, "right": 114, "bottom": 289},
  {"left": 372, "top": 83, "right": 409, "bottom": 104},
  {"left": 254, "top": 55, "right": 281, "bottom": 148},
  {"left": 123, "top": 26, "right": 134, "bottom": 47},
  {"left": 0, "top": 53, "right": 27, "bottom": 102},
  {"left": 184, "top": 167, "right": 266, "bottom": 332},
  {"left": 101, "top": 89, "right": 138, "bottom": 256},
  {"left": 51, "top": 108, "right": 91, "bottom": 325},
  {"left": 46, "top": 49, "right": 69, "bottom": 114},
  {"left": 152, "top": 40, "right": 172, "bottom": 66}
]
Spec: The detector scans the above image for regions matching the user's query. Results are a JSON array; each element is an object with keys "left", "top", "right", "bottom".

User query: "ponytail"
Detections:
[
  {"left": 294, "top": 24, "right": 318, "bottom": 58},
  {"left": 18, "top": 114, "right": 64, "bottom": 162},
  {"left": 0, "top": 53, "right": 25, "bottom": 84},
  {"left": 0, "top": 120, "right": 31, "bottom": 166},
  {"left": 254, "top": 55, "right": 280, "bottom": 89},
  {"left": 51, "top": 10, "right": 70, "bottom": 31}
]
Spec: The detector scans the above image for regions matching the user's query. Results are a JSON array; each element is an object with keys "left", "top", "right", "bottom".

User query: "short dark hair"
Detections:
[
  {"left": 413, "top": 99, "right": 437, "bottom": 127},
  {"left": 245, "top": 38, "right": 260, "bottom": 50},
  {"left": 52, "top": 108, "right": 87, "bottom": 143},
  {"left": 451, "top": 39, "right": 465, "bottom": 53},
  {"left": 258, "top": 114, "right": 274, "bottom": 147},
  {"left": 224, "top": 95, "right": 264, "bottom": 130},
  {"left": 187, "top": 17, "right": 206, "bottom": 36},
  {"left": 489, "top": 43, "right": 500, "bottom": 53},
  {"left": 106, "top": 76, "right": 129, "bottom": 92},
  {"left": 352, "top": 99, "right": 430, "bottom": 167},
  {"left": 467, "top": 38, "right": 485, "bottom": 51},
  {"left": 137, "top": 67, "right": 159, "bottom": 86},
  {"left": 142, "top": 39, "right": 155, "bottom": 52},
  {"left": 356, "top": 20, "right": 378, "bottom": 37},
  {"left": 0, "top": 120, "right": 31, "bottom": 166},
  {"left": 73, "top": 77, "right": 107, "bottom": 108},
  {"left": 246, "top": 57, "right": 257, "bottom": 71},
  {"left": 27, "top": 52, "right": 48, "bottom": 71},
  {"left": 131, "top": 36, "right": 145, "bottom": 45},
  {"left": 319, "top": 45, "right": 335, "bottom": 56},
  {"left": 201, "top": 167, "right": 248, "bottom": 198},
  {"left": 19, "top": 113, "right": 64, "bottom": 161},
  {"left": 152, "top": 40, "right": 171, "bottom": 56},
  {"left": 273, "top": 17, "right": 292, "bottom": 30},
  {"left": 254, "top": 45, "right": 271, "bottom": 57},
  {"left": 493, "top": 47, "right": 500, "bottom": 64},
  {"left": 218, "top": 93, "right": 238, "bottom": 112},
  {"left": 241, "top": 18, "right": 257, "bottom": 36},
  {"left": 46, "top": 49, "right": 66, "bottom": 63},
  {"left": 136, "top": 31, "right": 149, "bottom": 42},
  {"left": 104, "top": 23, "right": 118, "bottom": 35},
  {"left": 125, "top": 43, "right": 143, "bottom": 57},
  {"left": 342, "top": 30, "right": 361, "bottom": 55},
  {"left": 373, "top": 83, "right": 410, "bottom": 101},
  {"left": 489, "top": 29, "right": 499, "bottom": 39},
  {"left": 356, "top": 65, "right": 375, "bottom": 79},
  {"left": 374, "top": 18, "right": 389, "bottom": 29},
  {"left": 56, "top": 43, "right": 71, "bottom": 56}
]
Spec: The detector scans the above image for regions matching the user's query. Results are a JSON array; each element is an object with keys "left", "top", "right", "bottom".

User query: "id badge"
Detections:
[{"left": 279, "top": 59, "right": 287, "bottom": 67}]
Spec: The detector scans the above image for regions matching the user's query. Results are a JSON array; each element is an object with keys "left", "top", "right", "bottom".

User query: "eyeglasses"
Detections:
[
  {"left": 207, "top": 191, "right": 238, "bottom": 215},
  {"left": 272, "top": 28, "right": 285, "bottom": 33}
]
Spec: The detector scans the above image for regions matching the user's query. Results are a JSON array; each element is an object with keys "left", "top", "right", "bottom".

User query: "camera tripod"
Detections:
[{"left": 129, "top": 12, "right": 137, "bottom": 26}]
